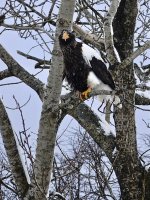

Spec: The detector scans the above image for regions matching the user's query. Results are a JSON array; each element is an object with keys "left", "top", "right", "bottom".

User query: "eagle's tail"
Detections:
[
  {"left": 113, "top": 95, "right": 122, "bottom": 109},
  {"left": 98, "top": 95, "right": 122, "bottom": 109}
]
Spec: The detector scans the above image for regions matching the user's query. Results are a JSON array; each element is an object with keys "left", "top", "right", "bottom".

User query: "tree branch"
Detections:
[
  {"left": 0, "top": 69, "right": 12, "bottom": 80},
  {"left": 134, "top": 64, "right": 150, "bottom": 82},
  {"left": 142, "top": 64, "right": 150, "bottom": 70},
  {"left": 69, "top": 103, "right": 115, "bottom": 158},
  {"left": 136, "top": 84, "right": 150, "bottom": 91},
  {"left": 2, "top": 24, "right": 54, "bottom": 40},
  {"left": 135, "top": 93, "right": 150, "bottom": 105},
  {"left": 58, "top": 89, "right": 115, "bottom": 113},
  {"left": 58, "top": 90, "right": 116, "bottom": 158},
  {"left": 0, "top": 99, "right": 29, "bottom": 198},
  {"left": 17, "top": 51, "right": 50, "bottom": 64},
  {"left": 31, "top": 0, "right": 76, "bottom": 199},
  {"left": 73, "top": 23, "right": 105, "bottom": 50},
  {"left": 17, "top": 50, "right": 51, "bottom": 69},
  {"left": 104, "top": 0, "right": 121, "bottom": 64},
  {"left": 0, "top": 44, "right": 44, "bottom": 100},
  {"left": 120, "top": 41, "right": 150, "bottom": 70},
  {"left": 82, "top": 0, "right": 104, "bottom": 21},
  {"left": 16, "top": 0, "right": 47, "bottom": 20},
  {"left": 0, "top": 178, "right": 18, "bottom": 195}
]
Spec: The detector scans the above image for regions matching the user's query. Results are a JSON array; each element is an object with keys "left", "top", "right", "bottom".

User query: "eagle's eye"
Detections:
[{"left": 62, "top": 31, "right": 70, "bottom": 41}]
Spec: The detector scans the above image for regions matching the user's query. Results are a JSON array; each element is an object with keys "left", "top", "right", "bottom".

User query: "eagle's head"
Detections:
[{"left": 59, "top": 30, "right": 75, "bottom": 46}]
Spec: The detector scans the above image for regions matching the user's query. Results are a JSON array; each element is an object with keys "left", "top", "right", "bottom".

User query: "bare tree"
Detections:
[{"left": 0, "top": 0, "right": 150, "bottom": 199}]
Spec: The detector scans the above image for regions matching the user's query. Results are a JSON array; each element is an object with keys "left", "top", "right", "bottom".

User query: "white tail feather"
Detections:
[{"left": 98, "top": 95, "right": 122, "bottom": 109}]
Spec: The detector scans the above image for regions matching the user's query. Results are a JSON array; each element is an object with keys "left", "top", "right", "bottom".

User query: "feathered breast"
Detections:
[{"left": 61, "top": 43, "right": 90, "bottom": 92}]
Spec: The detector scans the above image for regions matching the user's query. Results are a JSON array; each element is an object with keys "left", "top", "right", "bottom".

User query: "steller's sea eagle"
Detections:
[{"left": 59, "top": 30, "right": 121, "bottom": 108}]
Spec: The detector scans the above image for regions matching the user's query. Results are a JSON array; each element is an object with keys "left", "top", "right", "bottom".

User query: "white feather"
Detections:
[
  {"left": 87, "top": 72, "right": 122, "bottom": 108},
  {"left": 87, "top": 72, "right": 111, "bottom": 90},
  {"left": 82, "top": 43, "right": 102, "bottom": 66},
  {"left": 82, "top": 44, "right": 122, "bottom": 108},
  {"left": 87, "top": 71, "right": 101, "bottom": 87}
]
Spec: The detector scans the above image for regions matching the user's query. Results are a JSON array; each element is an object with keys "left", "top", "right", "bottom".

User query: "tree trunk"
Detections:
[
  {"left": 0, "top": 99, "right": 29, "bottom": 198},
  {"left": 112, "top": 0, "right": 144, "bottom": 199},
  {"left": 30, "top": 0, "right": 76, "bottom": 199}
]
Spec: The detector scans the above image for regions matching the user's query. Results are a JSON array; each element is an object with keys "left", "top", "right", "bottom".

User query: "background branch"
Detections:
[
  {"left": 135, "top": 93, "right": 150, "bottom": 105},
  {"left": 0, "top": 44, "right": 44, "bottom": 100},
  {"left": 120, "top": 41, "right": 150, "bottom": 70},
  {"left": 0, "top": 69, "right": 12, "bottom": 80},
  {"left": 69, "top": 103, "right": 115, "bottom": 158},
  {"left": 0, "top": 99, "right": 29, "bottom": 198},
  {"left": 104, "top": 0, "right": 121, "bottom": 64},
  {"left": 73, "top": 23, "right": 105, "bottom": 51}
]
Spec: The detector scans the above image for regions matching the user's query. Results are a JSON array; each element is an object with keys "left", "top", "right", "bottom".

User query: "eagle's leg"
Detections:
[{"left": 80, "top": 87, "right": 92, "bottom": 100}]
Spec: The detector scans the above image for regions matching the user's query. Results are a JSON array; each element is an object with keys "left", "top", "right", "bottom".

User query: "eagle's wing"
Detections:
[
  {"left": 82, "top": 43, "right": 115, "bottom": 90},
  {"left": 82, "top": 43, "right": 102, "bottom": 66},
  {"left": 62, "top": 70, "right": 66, "bottom": 81},
  {"left": 90, "top": 57, "right": 115, "bottom": 90}
]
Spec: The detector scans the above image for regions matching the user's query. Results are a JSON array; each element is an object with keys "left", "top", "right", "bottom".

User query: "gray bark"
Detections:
[
  {"left": 0, "top": 99, "right": 29, "bottom": 198},
  {"left": 113, "top": 0, "right": 145, "bottom": 199},
  {"left": 0, "top": 44, "right": 44, "bottom": 100},
  {"left": 30, "top": 0, "right": 76, "bottom": 199},
  {"left": 69, "top": 103, "right": 115, "bottom": 157},
  {"left": 135, "top": 94, "right": 150, "bottom": 105}
]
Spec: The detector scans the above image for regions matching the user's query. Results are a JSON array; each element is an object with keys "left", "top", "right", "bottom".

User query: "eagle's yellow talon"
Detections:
[{"left": 80, "top": 87, "right": 92, "bottom": 100}]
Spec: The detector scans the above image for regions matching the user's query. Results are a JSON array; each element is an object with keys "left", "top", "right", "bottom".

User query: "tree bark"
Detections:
[
  {"left": 0, "top": 99, "right": 29, "bottom": 198},
  {"left": 112, "top": 0, "right": 145, "bottom": 199},
  {"left": 30, "top": 0, "right": 76, "bottom": 199},
  {"left": 69, "top": 103, "right": 115, "bottom": 157},
  {"left": 0, "top": 44, "right": 44, "bottom": 100}
]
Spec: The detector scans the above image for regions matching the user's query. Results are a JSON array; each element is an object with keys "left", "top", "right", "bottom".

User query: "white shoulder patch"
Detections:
[{"left": 82, "top": 43, "right": 102, "bottom": 66}]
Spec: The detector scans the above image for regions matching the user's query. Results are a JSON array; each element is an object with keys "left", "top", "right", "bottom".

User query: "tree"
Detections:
[{"left": 0, "top": 0, "right": 150, "bottom": 199}]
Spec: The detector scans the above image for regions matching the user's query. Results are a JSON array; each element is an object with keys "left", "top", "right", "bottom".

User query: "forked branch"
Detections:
[{"left": 0, "top": 99, "right": 29, "bottom": 198}]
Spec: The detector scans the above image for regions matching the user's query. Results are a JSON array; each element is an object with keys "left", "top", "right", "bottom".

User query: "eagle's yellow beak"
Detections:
[{"left": 62, "top": 31, "right": 69, "bottom": 41}]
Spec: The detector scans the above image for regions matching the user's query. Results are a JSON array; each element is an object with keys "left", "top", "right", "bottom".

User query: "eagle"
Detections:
[{"left": 59, "top": 30, "right": 121, "bottom": 108}]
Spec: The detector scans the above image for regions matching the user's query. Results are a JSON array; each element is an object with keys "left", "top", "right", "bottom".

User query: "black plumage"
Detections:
[
  {"left": 90, "top": 57, "right": 115, "bottom": 90},
  {"left": 59, "top": 30, "right": 115, "bottom": 95},
  {"left": 58, "top": 29, "right": 124, "bottom": 110},
  {"left": 60, "top": 41, "right": 90, "bottom": 92}
]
